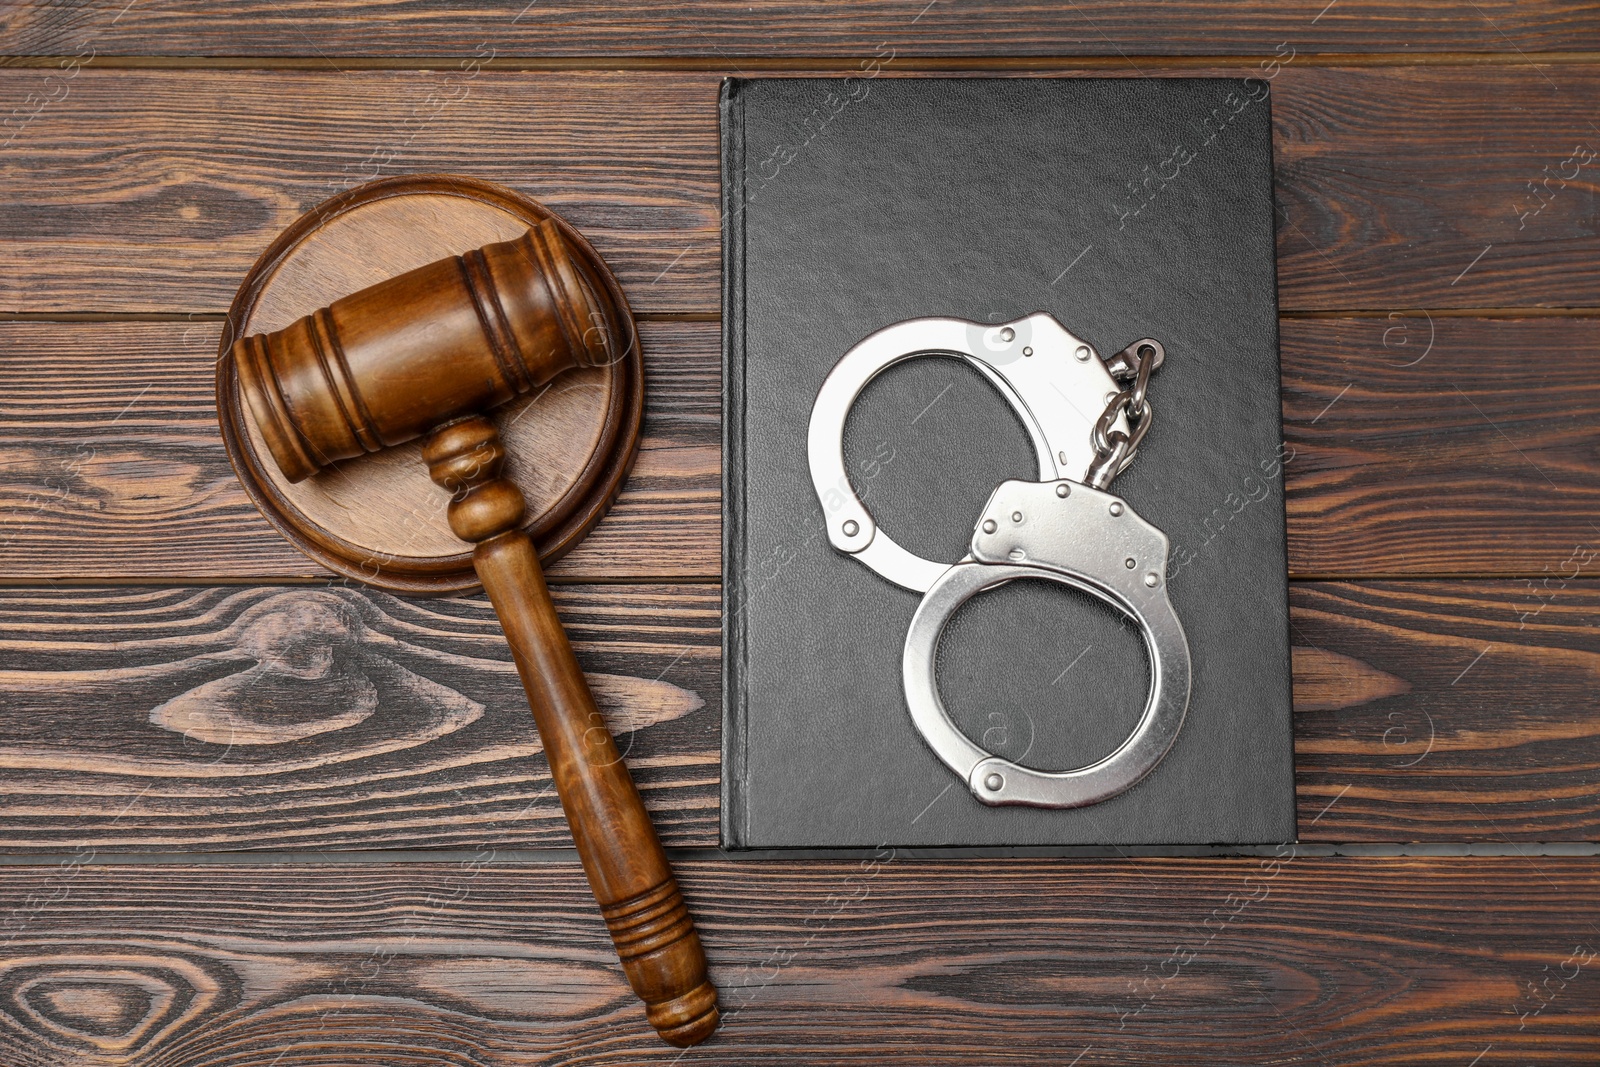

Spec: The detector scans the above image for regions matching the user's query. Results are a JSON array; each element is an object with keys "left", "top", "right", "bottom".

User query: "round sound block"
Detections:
[{"left": 217, "top": 175, "right": 643, "bottom": 595}]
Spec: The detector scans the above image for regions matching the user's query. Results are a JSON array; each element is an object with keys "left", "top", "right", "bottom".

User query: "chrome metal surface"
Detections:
[
  {"left": 807, "top": 312, "right": 1188, "bottom": 810},
  {"left": 902, "top": 479, "right": 1191, "bottom": 808},
  {"left": 1103, "top": 337, "right": 1166, "bottom": 381},
  {"left": 806, "top": 313, "right": 1126, "bottom": 592},
  {"left": 1085, "top": 337, "right": 1163, "bottom": 490}
]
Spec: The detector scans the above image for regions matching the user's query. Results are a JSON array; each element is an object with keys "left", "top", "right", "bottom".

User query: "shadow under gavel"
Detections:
[{"left": 229, "top": 219, "right": 719, "bottom": 1047}]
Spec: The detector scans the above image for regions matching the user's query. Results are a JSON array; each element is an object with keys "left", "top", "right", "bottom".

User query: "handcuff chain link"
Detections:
[{"left": 1086, "top": 339, "right": 1164, "bottom": 490}]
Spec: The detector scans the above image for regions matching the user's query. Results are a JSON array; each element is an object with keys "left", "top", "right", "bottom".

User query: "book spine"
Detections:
[
  {"left": 718, "top": 78, "right": 749, "bottom": 849},
  {"left": 1257, "top": 83, "right": 1298, "bottom": 845}
]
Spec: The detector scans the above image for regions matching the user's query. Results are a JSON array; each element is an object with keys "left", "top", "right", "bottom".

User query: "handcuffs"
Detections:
[{"left": 807, "top": 312, "right": 1191, "bottom": 809}]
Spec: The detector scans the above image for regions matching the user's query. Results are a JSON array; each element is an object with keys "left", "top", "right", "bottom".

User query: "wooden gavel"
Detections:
[{"left": 230, "top": 220, "right": 718, "bottom": 1047}]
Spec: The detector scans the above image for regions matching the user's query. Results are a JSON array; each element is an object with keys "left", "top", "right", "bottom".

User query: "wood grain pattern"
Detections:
[
  {"left": 0, "top": 70, "right": 719, "bottom": 316},
  {"left": 4, "top": 0, "right": 1597, "bottom": 57},
  {"left": 1281, "top": 315, "right": 1600, "bottom": 577},
  {"left": 222, "top": 180, "right": 643, "bottom": 592},
  {"left": 423, "top": 417, "right": 718, "bottom": 1045},
  {"left": 0, "top": 583, "right": 720, "bottom": 852},
  {"left": 5, "top": 317, "right": 1597, "bottom": 582},
  {"left": 0, "top": 858, "right": 1594, "bottom": 1064},
  {"left": 1291, "top": 581, "right": 1600, "bottom": 841},
  {"left": 0, "top": 320, "right": 717, "bottom": 582},
  {"left": 4, "top": 67, "right": 1600, "bottom": 314},
  {"left": 0, "top": 6, "right": 1594, "bottom": 1063},
  {"left": 0, "top": 578, "right": 1594, "bottom": 851}
]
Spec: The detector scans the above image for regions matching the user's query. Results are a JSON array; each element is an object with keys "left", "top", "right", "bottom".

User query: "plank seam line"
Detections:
[
  {"left": 0, "top": 844, "right": 1592, "bottom": 865},
  {"left": 0, "top": 576, "right": 728, "bottom": 589},
  {"left": 0, "top": 312, "right": 722, "bottom": 324},
  {"left": 7, "top": 309, "right": 1600, "bottom": 325},
  {"left": 5, "top": 52, "right": 1600, "bottom": 72},
  {"left": 2, "top": 576, "right": 1595, "bottom": 589}
]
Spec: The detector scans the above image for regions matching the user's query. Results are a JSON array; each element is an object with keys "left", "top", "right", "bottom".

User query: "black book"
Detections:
[{"left": 721, "top": 76, "right": 1294, "bottom": 849}]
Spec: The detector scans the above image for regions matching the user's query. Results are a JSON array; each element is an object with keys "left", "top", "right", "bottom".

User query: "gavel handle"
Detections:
[{"left": 424, "top": 417, "right": 718, "bottom": 1048}]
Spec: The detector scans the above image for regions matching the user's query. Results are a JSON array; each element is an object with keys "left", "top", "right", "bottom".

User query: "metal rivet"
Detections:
[
  {"left": 1055, "top": 483, "right": 1070, "bottom": 498},
  {"left": 1008, "top": 548, "right": 1026, "bottom": 561},
  {"left": 1011, "top": 511, "right": 1023, "bottom": 523},
  {"left": 1125, "top": 557, "right": 1136, "bottom": 569},
  {"left": 984, "top": 773, "right": 1004, "bottom": 791},
  {"left": 842, "top": 520, "right": 858, "bottom": 537},
  {"left": 999, "top": 327, "right": 1016, "bottom": 343},
  {"left": 1105, "top": 392, "right": 1117, "bottom": 404},
  {"left": 981, "top": 519, "right": 997, "bottom": 534},
  {"left": 1075, "top": 345, "right": 1091, "bottom": 362},
  {"left": 1022, "top": 346, "right": 1033, "bottom": 356},
  {"left": 1145, "top": 572, "right": 1160, "bottom": 587},
  {"left": 1109, "top": 502, "right": 1124, "bottom": 516}
]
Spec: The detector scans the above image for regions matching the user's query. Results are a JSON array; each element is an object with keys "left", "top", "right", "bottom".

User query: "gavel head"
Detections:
[{"left": 232, "top": 218, "right": 620, "bottom": 483}]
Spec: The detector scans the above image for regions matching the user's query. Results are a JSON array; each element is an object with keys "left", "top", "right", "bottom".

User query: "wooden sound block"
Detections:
[{"left": 216, "top": 175, "right": 643, "bottom": 594}]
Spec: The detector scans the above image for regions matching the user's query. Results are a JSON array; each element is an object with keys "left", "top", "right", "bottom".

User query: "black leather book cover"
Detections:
[{"left": 721, "top": 77, "right": 1294, "bottom": 849}]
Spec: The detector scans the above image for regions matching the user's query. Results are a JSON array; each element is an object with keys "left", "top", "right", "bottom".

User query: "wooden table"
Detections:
[{"left": 2, "top": 4, "right": 1598, "bottom": 1063}]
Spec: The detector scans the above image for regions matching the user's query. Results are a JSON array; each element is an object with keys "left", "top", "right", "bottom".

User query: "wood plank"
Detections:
[
  {"left": 3, "top": 67, "right": 1600, "bottom": 314},
  {"left": 1281, "top": 315, "right": 1600, "bottom": 577},
  {"left": 0, "top": 858, "right": 1593, "bottom": 1064},
  {"left": 1268, "top": 67, "right": 1600, "bottom": 311},
  {"left": 6, "top": 316, "right": 1599, "bottom": 582},
  {"left": 1291, "top": 580, "right": 1600, "bottom": 841},
  {"left": 0, "top": 579, "right": 1594, "bottom": 852},
  {"left": 4, "top": 1, "right": 1596, "bottom": 57},
  {"left": 0, "top": 583, "right": 721, "bottom": 852},
  {"left": 0, "top": 70, "right": 720, "bottom": 316},
  {"left": 0, "top": 320, "right": 719, "bottom": 582}
]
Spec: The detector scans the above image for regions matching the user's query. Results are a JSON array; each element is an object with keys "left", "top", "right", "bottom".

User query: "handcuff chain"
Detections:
[{"left": 1085, "top": 339, "right": 1164, "bottom": 490}]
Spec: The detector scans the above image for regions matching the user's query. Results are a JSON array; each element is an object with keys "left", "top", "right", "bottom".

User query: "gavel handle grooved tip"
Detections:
[{"left": 422, "top": 415, "right": 719, "bottom": 1048}]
